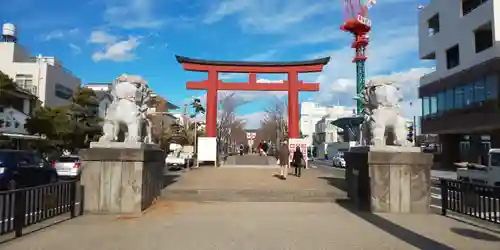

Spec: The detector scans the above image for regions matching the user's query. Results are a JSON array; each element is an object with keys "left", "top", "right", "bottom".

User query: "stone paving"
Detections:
[
  {"left": 2, "top": 201, "right": 500, "bottom": 250},
  {"left": 164, "top": 167, "right": 341, "bottom": 190},
  {"left": 3, "top": 163, "right": 500, "bottom": 249},
  {"left": 160, "top": 167, "right": 347, "bottom": 202}
]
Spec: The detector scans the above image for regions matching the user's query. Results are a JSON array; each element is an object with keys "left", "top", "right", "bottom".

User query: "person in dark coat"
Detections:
[
  {"left": 278, "top": 142, "right": 289, "bottom": 179},
  {"left": 261, "top": 141, "right": 269, "bottom": 156},
  {"left": 292, "top": 146, "right": 304, "bottom": 177}
]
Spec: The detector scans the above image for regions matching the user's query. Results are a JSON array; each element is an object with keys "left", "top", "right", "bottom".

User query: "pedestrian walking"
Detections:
[
  {"left": 262, "top": 141, "right": 269, "bottom": 156},
  {"left": 292, "top": 146, "right": 304, "bottom": 177},
  {"left": 278, "top": 141, "right": 289, "bottom": 180}
]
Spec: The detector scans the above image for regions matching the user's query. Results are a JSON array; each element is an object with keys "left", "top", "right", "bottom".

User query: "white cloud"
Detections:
[
  {"left": 203, "top": 0, "right": 334, "bottom": 33},
  {"left": 103, "top": 0, "right": 164, "bottom": 29},
  {"left": 90, "top": 31, "right": 140, "bottom": 62},
  {"left": 40, "top": 28, "right": 79, "bottom": 41},
  {"left": 89, "top": 30, "right": 117, "bottom": 44},
  {"left": 203, "top": 0, "right": 253, "bottom": 24},
  {"left": 282, "top": 26, "right": 346, "bottom": 46},
  {"left": 69, "top": 43, "right": 82, "bottom": 54},
  {"left": 238, "top": 111, "right": 266, "bottom": 129}
]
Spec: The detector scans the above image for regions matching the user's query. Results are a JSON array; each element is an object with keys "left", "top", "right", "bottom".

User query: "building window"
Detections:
[
  {"left": 430, "top": 95, "right": 437, "bottom": 114},
  {"left": 422, "top": 97, "right": 430, "bottom": 116},
  {"left": 474, "top": 77, "right": 485, "bottom": 102},
  {"left": 446, "top": 45, "right": 460, "bottom": 69},
  {"left": 474, "top": 22, "right": 493, "bottom": 53},
  {"left": 55, "top": 83, "right": 74, "bottom": 100},
  {"left": 427, "top": 14, "right": 440, "bottom": 36},
  {"left": 437, "top": 92, "right": 445, "bottom": 113},
  {"left": 464, "top": 83, "right": 474, "bottom": 106},
  {"left": 462, "top": 0, "right": 488, "bottom": 16},
  {"left": 485, "top": 74, "right": 498, "bottom": 100},
  {"left": 15, "top": 74, "right": 33, "bottom": 87},
  {"left": 15, "top": 74, "right": 37, "bottom": 95},
  {"left": 445, "top": 89, "right": 454, "bottom": 110}
]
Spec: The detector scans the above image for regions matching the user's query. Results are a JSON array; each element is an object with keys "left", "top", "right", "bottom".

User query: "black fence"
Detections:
[
  {"left": 0, "top": 180, "right": 83, "bottom": 238},
  {"left": 440, "top": 179, "right": 500, "bottom": 224}
]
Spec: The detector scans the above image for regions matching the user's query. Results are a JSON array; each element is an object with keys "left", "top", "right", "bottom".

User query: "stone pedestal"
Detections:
[
  {"left": 79, "top": 146, "right": 165, "bottom": 214},
  {"left": 344, "top": 146, "right": 433, "bottom": 213}
]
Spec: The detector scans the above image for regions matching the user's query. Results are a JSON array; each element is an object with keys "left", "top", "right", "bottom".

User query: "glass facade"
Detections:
[{"left": 422, "top": 73, "right": 499, "bottom": 117}]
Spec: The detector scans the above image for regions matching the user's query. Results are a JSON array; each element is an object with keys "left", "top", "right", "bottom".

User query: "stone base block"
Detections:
[
  {"left": 344, "top": 146, "right": 433, "bottom": 213},
  {"left": 79, "top": 147, "right": 165, "bottom": 214}
]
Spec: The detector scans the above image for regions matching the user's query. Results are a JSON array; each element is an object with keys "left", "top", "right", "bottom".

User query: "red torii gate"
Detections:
[{"left": 175, "top": 55, "right": 330, "bottom": 139}]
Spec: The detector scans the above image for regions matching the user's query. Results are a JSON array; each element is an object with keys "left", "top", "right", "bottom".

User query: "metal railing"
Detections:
[
  {"left": 440, "top": 179, "right": 500, "bottom": 224},
  {"left": 0, "top": 180, "right": 83, "bottom": 238}
]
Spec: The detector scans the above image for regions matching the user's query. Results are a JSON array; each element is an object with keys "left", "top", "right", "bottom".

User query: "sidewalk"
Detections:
[{"left": 2, "top": 201, "right": 500, "bottom": 250}]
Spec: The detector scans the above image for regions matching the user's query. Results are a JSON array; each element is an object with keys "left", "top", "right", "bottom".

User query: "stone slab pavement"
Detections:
[
  {"left": 2, "top": 201, "right": 500, "bottom": 250},
  {"left": 162, "top": 167, "right": 345, "bottom": 192}
]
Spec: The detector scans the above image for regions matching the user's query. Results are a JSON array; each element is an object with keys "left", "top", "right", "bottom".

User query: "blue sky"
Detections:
[{"left": 1, "top": 0, "right": 431, "bottom": 128}]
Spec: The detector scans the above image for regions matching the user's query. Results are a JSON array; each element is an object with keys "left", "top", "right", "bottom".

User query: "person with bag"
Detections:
[
  {"left": 278, "top": 141, "right": 289, "bottom": 179},
  {"left": 292, "top": 146, "right": 304, "bottom": 177}
]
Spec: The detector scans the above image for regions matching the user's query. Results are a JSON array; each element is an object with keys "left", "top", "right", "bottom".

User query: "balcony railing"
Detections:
[{"left": 19, "top": 85, "right": 38, "bottom": 96}]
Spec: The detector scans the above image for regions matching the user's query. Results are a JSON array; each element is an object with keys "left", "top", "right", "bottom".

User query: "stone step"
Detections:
[{"left": 160, "top": 189, "right": 346, "bottom": 202}]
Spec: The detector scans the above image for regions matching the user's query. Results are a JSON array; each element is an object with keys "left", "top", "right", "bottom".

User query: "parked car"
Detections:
[
  {"left": 52, "top": 155, "right": 81, "bottom": 179},
  {"left": 332, "top": 150, "right": 347, "bottom": 168},
  {"left": 165, "top": 151, "right": 188, "bottom": 168},
  {"left": 0, "top": 149, "right": 58, "bottom": 190}
]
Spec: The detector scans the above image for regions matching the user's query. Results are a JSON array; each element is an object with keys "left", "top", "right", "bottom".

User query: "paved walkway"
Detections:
[
  {"left": 3, "top": 201, "right": 500, "bottom": 250},
  {"left": 160, "top": 167, "right": 347, "bottom": 202},
  {"left": 162, "top": 167, "right": 345, "bottom": 192}
]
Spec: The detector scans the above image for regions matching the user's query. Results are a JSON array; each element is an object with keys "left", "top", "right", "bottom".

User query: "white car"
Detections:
[
  {"left": 332, "top": 152, "right": 346, "bottom": 168},
  {"left": 165, "top": 152, "right": 187, "bottom": 168},
  {"left": 52, "top": 155, "right": 81, "bottom": 178}
]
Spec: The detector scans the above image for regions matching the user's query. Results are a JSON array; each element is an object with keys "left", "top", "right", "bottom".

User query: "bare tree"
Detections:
[
  {"left": 258, "top": 97, "right": 288, "bottom": 147},
  {"left": 217, "top": 92, "right": 248, "bottom": 154}
]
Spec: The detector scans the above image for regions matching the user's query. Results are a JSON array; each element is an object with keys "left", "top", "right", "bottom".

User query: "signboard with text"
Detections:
[{"left": 288, "top": 138, "right": 308, "bottom": 168}]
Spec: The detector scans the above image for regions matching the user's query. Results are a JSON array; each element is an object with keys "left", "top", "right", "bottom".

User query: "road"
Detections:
[{"left": 310, "top": 159, "right": 500, "bottom": 222}]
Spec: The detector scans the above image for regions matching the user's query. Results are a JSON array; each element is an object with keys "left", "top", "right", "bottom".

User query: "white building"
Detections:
[
  {"left": 314, "top": 115, "right": 343, "bottom": 144},
  {"left": 85, "top": 83, "right": 112, "bottom": 119},
  {"left": 418, "top": 0, "right": 500, "bottom": 167},
  {"left": 0, "top": 23, "right": 81, "bottom": 107},
  {"left": 419, "top": 0, "right": 499, "bottom": 87},
  {"left": 0, "top": 85, "right": 43, "bottom": 148},
  {"left": 299, "top": 102, "right": 351, "bottom": 147}
]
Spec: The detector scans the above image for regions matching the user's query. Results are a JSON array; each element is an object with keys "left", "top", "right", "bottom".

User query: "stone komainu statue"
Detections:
[
  {"left": 98, "top": 74, "right": 153, "bottom": 144},
  {"left": 359, "top": 78, "right": 410, "bottom": 147}
]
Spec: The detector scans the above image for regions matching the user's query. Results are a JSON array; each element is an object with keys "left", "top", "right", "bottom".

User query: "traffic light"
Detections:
[{"left": 407, "top": 123, "right": 414, "bottom": 142}]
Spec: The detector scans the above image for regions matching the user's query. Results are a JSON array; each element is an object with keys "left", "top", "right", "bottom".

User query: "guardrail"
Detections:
[
  {"left": 0, "top": 180, "right": 83, "bottom": 238},
  {"left": 440, "top": 179, "right": 500, "bottom": 224}
]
